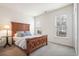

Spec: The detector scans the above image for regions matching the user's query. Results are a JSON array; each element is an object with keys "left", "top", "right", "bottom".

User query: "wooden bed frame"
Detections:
[{"left": 11, "top": 22, "right": 48, "bottom": 56}]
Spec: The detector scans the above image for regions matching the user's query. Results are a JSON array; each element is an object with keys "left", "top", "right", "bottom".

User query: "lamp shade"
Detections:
[{"left": 4, "top": 25, "right": 10, "bottom": 29}]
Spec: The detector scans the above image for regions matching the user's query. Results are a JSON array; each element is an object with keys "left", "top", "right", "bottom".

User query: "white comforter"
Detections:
[{"left": 13, "top": 35, "right": 43, "bottom": 49}]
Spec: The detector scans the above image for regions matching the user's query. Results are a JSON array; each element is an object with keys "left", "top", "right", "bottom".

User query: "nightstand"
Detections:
[{"left": 1, "top": 36, "right": 13, "bottom": 48}]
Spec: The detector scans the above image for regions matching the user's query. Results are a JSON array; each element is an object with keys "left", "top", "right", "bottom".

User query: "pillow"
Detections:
[
  {"left": 24, "top": 31, "right": 32, "bottom": 36},
  {"left": 15, "top": 31, "right": 25, "bottom": 37}
]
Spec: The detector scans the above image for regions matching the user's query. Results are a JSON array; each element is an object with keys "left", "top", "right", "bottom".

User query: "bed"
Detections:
[{"left": 11, "top": 22, "right": 48, "bottom": 56}]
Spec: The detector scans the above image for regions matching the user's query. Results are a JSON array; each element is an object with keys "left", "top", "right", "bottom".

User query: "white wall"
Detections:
[
  {"left": 0, "top": 5, "right": 34, "bottom": 35},
  {"left": 35, "top": 4, "right": 73, "bottom": 47},
  {"left": 72, "top": 3, "right": 78, "bottom": 55},
  {"left": 77, "top": 3, "right": 79, "bottom": 55}
]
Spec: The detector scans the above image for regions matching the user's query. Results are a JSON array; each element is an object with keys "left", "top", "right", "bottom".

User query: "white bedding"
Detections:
[{"left": 13, "top": 35, "right": 43, "bottom": 49}]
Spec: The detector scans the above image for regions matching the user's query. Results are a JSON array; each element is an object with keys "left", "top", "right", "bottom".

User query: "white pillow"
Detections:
[{"left": 14, "top": 31, "right": 25, "bottom": 37}]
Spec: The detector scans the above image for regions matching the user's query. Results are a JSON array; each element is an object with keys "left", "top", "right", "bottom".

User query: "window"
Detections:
[{"left": 56, "top": 15, "right": 67, "bottom": 37}]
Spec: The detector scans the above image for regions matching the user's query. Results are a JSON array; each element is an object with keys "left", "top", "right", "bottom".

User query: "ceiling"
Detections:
[{"left": 0, "top": 3, "right": 71, "bottom": 17}]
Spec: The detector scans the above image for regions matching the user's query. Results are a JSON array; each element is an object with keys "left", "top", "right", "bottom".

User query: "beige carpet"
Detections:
[{"left": 0, "top": 42, "right": 76, "bottom": 56}]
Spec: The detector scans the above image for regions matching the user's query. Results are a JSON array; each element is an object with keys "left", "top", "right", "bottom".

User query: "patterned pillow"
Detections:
[
  {"left": 24, "top": 31, "right": 32, "bottom": 36},
  {"left": 15, "top": 31, "right": 25, "bottom": 37}
]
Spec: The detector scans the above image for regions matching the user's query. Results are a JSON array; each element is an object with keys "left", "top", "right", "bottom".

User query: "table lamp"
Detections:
[
  {"left": 4, "top": 25, "right": 11, "bottom": 47},
  {"left": 4, "top": 25, "right": 10, "bottom": 36}
]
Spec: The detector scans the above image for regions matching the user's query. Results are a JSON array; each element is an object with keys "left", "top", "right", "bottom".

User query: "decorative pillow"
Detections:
[
  {"left": 15, "top": 31, "right": 25, "bottom": 37},
  {"left": 24, "top": 31, "right": 32, "bottom": 36}
]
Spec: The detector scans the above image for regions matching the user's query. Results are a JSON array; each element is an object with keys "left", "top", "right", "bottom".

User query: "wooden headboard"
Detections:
[{"left": 11, "top": 22, "right": 30, "bottom": 37}]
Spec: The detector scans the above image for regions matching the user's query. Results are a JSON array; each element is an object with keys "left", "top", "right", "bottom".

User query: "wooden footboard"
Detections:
[{"left": 26, "top": 35, "right": 48, "bottom": 56}]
